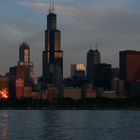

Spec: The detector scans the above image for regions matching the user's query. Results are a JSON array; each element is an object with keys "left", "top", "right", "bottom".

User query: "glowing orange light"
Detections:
[{"left": 0, "top": 88, "right": 9, "bottom": 99}]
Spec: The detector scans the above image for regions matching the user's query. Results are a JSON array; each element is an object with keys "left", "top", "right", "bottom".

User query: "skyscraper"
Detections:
[
  {"left": 19, "top": 42, "right": 30, "bottom": 66},
  {"left": 94, "top": 63, "right": 112, "bottom": 90},
  {"left": 120, "top": 50, "right": 140, "bottom": 82},
  {"left": 8, "top": 42, "right": 34, "bottom": 99},
  {"left": 18, "top": 42, "right": 34, "bottom": 86},
  {"left": 86, "top": 44, "right": 100, "bottom": 83},
  {"left": 42, "top": 1, "right": 63, "bottom": 84}
]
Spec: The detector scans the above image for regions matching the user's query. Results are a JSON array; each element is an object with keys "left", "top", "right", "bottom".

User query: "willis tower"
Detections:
[{"left": 42, "top": 0, "right": 63, "bottom": 86}]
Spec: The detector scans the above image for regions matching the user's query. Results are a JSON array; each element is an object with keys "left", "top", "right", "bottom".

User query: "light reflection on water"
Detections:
[
  {"left": 0, "top": 110, "right": 140, "bottom": 140},
  {"left": 0, "top": 111, "right": 9, "bottom": 139}
]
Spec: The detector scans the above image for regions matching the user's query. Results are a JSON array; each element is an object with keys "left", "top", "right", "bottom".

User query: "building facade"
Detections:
[
  {"left": 120, "top": 50, "right": 140, "bottom": 93},
  {"left": 42, "top": 8, "right": 63, "bottom": 84},
  {"left": 71, "top": 64, "right": 86, "bottom": 80},
  {"left": 86, "top": 48, "right": 100, "bottom": 83},
  {"left": 19, "top": 42, "right": 30, "bottom": 66},
  {"left": 8, "top": 43, "right": 34, "bottom": 99},
  {"left": 0, "top": 75, "right": 9, "bottom": 99},
  {"left": 120, "top": 50, "right": 140, "bottom": 82},
  {"left": 94, "top": 63, "right": 112, "bottom": 90},
  {"left": 18, "top": 42, "right": 34, "bottom": 86}
]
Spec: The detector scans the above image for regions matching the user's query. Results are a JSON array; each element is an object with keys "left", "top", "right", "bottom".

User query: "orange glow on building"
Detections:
[
  {"left": 0, "top": 88, "right": 9, "bottom": 99},
  {"left": 120, "top": 50, "right": 140, "bottom": 82}
]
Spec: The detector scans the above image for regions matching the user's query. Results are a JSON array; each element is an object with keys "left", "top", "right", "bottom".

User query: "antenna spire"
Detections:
[
  {"left": 49, "top": 0, "right": 51, "bottom": 13},
  {"left": 95, "top": 42, "right": 98, "bottom": 50},
  {"left": 52, "top": 0, "right": 54, "bottom": 13},
  {"left": 49, "top": 0, "right": 55, "bottom": 13},
  {"left": 90, "top": 42, "right": 92, "bottom": 50}
]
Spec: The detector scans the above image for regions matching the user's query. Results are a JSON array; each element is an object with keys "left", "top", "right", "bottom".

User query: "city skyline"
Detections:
[{"left": 0, "top": 0, "right": 140, "bottom": 77}]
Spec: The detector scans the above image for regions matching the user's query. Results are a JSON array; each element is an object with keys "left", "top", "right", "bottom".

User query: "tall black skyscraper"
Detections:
[
  {"left": 86, "top": 43, "right": 100, "bottom": 83},
  {"left": 42, "top": 1, "right": 63, "bottom": 85},
  {"left": 94, "top": 63, "right": 112, "bottom": 90}
]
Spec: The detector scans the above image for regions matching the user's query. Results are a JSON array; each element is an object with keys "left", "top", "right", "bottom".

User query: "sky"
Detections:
[{"left": 0, "top": 0, "right": 140, "bottom": 77}]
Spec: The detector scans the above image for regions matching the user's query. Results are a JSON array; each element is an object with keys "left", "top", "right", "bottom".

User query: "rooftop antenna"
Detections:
[
  {"left": 90, "top": 42, "right": 92, "bottom": 50},
  {"left": 49, "top": 0, "right": 52, "bottom": 13},
  {"left": 52, "top": 0, "right": 55, "bottom": 13},
  {"left": 95, "top": 42, "right": 98, "bottom": 50}
]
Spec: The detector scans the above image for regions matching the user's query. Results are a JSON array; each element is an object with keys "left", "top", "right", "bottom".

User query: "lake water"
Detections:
[{"left": 0, "top": 110, "right": 140, "bottom": 140}]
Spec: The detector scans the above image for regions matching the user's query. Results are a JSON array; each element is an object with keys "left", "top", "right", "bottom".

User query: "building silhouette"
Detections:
[
  {"left": 94, "top": 63, "right": 112, "bottom": 90},
  {"left": 86, "top": 44, "right": 100, "bottom": 83},
  {"left": 42, "top": 2, "right": 63, "bottom": 84},
  {"left": 8, "top": 42, "right": 34, "bottom": 99},
  {"left": 71, "top": 64, "right": 86, "bottom": 80},
  {"left": 18, "top": 42, "right": 34, "bottom": 86},
  {"left": 19, "top": 42, "right": 30, "bottom": 66},
  {"left": 0, "top": 75, "right": 9, "bottom": 99},
  {"left": 120, "top": 50, "right": 140, "bottom": 92}
]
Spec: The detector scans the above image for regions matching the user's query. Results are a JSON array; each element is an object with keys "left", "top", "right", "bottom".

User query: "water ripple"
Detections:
[{"left": 0, "top": 110, "right": 140, "bottom": 140}]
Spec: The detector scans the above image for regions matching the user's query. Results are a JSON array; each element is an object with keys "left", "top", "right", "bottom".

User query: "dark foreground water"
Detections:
[{"left": 0, "top": 110, "right": 140, "bottom": 140}]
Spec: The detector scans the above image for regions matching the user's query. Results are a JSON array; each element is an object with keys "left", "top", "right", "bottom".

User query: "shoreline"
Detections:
[{"left": 1, "top": 107, "right": 140, "bottom": 110}]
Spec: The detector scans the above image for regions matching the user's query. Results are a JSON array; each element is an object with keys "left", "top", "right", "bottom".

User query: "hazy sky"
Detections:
[{"left": 0, "top": 0, "right": 140, "bottom": 77}]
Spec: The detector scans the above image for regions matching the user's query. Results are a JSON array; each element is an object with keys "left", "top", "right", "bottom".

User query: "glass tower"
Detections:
[
  {"left": 87, "top": 47, "right": 100, "bottom": 83},
  {"left": 43, "top": 8, "right": 63, "bottom": 84}
]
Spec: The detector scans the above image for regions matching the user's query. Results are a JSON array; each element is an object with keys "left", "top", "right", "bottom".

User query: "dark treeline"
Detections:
[{"left": 1, "top": 97, "right": 140, "bottom": 109}]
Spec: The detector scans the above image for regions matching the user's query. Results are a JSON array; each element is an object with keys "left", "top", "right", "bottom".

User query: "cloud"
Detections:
[
  {"left": 0, "top": 24, "right": 27, "bottom": 45},
  {"left": 17, "top": 1, "right": 140, "bottom": 53},
  {"left": 17, "top": 1, "right": 48, "bottom": 10},
  {"left": 16, "top": 1, "right": 140, "bottom": 32},
  {"left": 1, "top": 0, "right": 140, "bottom": 76}
]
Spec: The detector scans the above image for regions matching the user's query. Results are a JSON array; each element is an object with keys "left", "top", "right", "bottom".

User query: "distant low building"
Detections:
[
  {"left": 102, "top": 91, "right": 117, "bottom": 99},
  {"left": 129, "top": 80, "right": 140, "bottom": 97},
  {"left": 0, "top": 75, "right": 9, "bottom": 99},
  {"left": 111, "top": 68, "right": 119, "bottom": 79},
  {"left": 71, "top": 64, "right": 86, "bottom": 80},
  {"left": 111, "top": 77, "right": 125, "bottom": 93},
  {"left": 32, "top": 92, "right": 41, "bottom": 99},
  {"left": 64, "top": 87, "right": 81, "bottom": 100},
  {"left": 81, "top": 83, "right": 96, "bottom": 98},
  {"left": 16, "top": 78, "right": 24, "bottom": 99},
  {"left": 24, "top": 86, "right": 32, "bottom": 98},
  {"left": 0, "top": 75, "right": 9, "bottom": 90},
  {"left": 95, "top": 87, "right": 104, "bottom": 97},
  {"left": 47, "top": 84, "right": 57, "bottom": 101}
]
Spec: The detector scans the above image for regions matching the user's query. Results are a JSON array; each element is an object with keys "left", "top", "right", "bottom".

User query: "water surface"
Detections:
[{"left": 0, "top": 110, "right": 140, "bottom": 140}]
